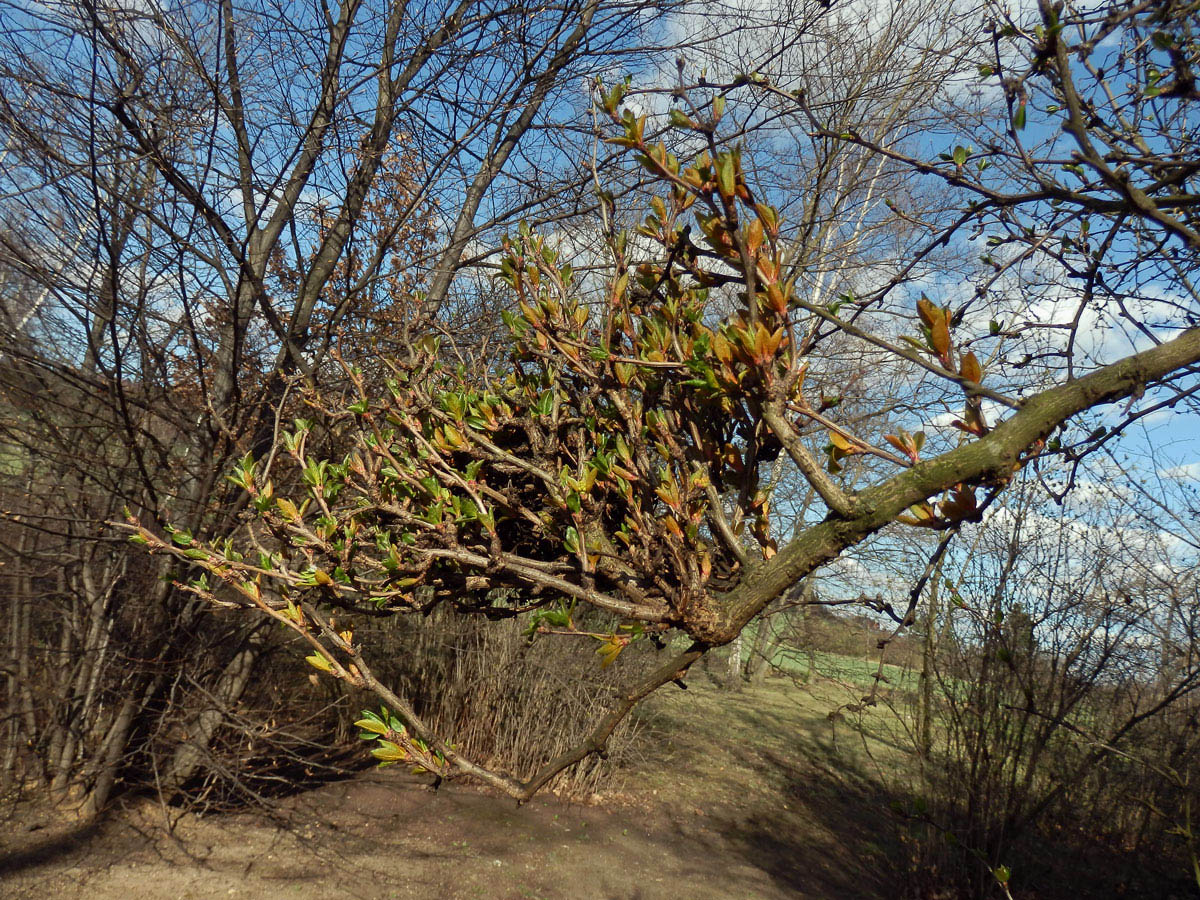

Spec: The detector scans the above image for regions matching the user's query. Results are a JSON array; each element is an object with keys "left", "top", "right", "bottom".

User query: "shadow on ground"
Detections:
[
  {"left": 0, "top": 751, "right": 901, "bottom": 900},
  {"left": 0, "top": 816, "right": 103, "bottom": 879},
  {"left": 704, "top": 744, "right": 903, "bottom": 899}
]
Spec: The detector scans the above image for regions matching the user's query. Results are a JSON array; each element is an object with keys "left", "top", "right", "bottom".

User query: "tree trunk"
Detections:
[
  {"left": 78, "top": 674, "right": 164, "bottom": 819},
  {"left": 918, "top": 570, "right": 940, "bottom": 767},
  {"left": 726, "top": 632, "right": 743, "bottom": 690},
  {"left": 160, "top": 625, "right": 267, "bottom": 795},
  {"left": 744, "top": 598, "right": 785, "bottom": 684},
  {"left": 49, "top": 554, "right": 121, "bottom": 798},
  {"left": 2, "top": 530, "right": 41, "bottom": 789}
]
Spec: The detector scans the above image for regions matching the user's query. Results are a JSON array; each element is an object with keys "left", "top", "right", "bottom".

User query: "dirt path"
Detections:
[{"left": 0, "top": 684, "right": 902, "bottom": 899}]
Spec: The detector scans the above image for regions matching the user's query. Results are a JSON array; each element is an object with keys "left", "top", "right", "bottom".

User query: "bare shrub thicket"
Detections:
[
  {"left": 132, "top": 0, "right": 1200, "bottom": 823},
  {"left": 0, "top": 0, "right": 670, "bottom": 814},
  {"left": 360, "top": 609, "right": 656, "bottom": 796},
  {"left": 904, "top": 478, "right": 1200, "bottom": 898}
]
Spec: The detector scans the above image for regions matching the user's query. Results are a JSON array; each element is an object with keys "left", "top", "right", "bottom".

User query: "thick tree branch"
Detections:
[{"left": 713, "top": 327, "right": 1200, "bottom": 641}]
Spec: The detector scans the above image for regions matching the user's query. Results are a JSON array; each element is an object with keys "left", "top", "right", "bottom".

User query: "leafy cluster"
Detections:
[
  {"left": 355, "top": 706, "right": 449, "bottom": 774},
  {"left": 126, "top": 77, "right": 1003, "bottom": 670},
  {"left": 120, "top": 2, "right": 1200, "bottom": 798},
  {"left": 134, "top": 88, "right": 957, "bottom": 643}
]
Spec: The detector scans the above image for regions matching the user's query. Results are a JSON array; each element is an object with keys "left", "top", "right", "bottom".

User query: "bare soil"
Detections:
[{"left": 0, "top": 682, "right": 903, "bottom": 899}]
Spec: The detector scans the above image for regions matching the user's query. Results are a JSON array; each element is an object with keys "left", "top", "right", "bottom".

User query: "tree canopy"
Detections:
[{"left": 124, "top": 0, "right": 1200, "bottom": 801}]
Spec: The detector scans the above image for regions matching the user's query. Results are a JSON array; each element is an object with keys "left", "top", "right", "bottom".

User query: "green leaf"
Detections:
[
  {"left": 370, "top": 740, "right": 408, "bottom": 765},
  {"left": 276, "top": 498, "right": 301, "bottom": 522},
  {"left": 354, "top": 713, "right": 390, "bottom": 737},
  {"left": 716, "top": 153, "right": 735, "bottom": 198},
  {"left": 305, "top": 652, "right": 333, "bottom": 673},
  {"left": 668, "top": 108, "right": 693, "bottom": 129},
  {"left": 415, "top": 334, "right": 441, "bottom": 357}
]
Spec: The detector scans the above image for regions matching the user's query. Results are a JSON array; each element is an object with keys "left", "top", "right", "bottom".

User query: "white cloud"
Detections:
[{"left": 1160, "top": 461, "right": 1200, "bottom": 481}]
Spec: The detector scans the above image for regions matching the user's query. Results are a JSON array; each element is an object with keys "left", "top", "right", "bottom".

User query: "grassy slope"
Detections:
[{"left": 624, "top": 671, "right": 918, "bottom": 898}]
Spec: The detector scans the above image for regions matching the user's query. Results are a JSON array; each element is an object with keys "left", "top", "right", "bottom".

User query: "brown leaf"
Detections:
[
  {"left": 930, "top": 314, "right": 951, "bottom": 360},
  {"left": 959, "top": 351, "right": 982, "bottom": 383},
  {"left": 916, "top": 297, "right": 938, "bottom": 328}
]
